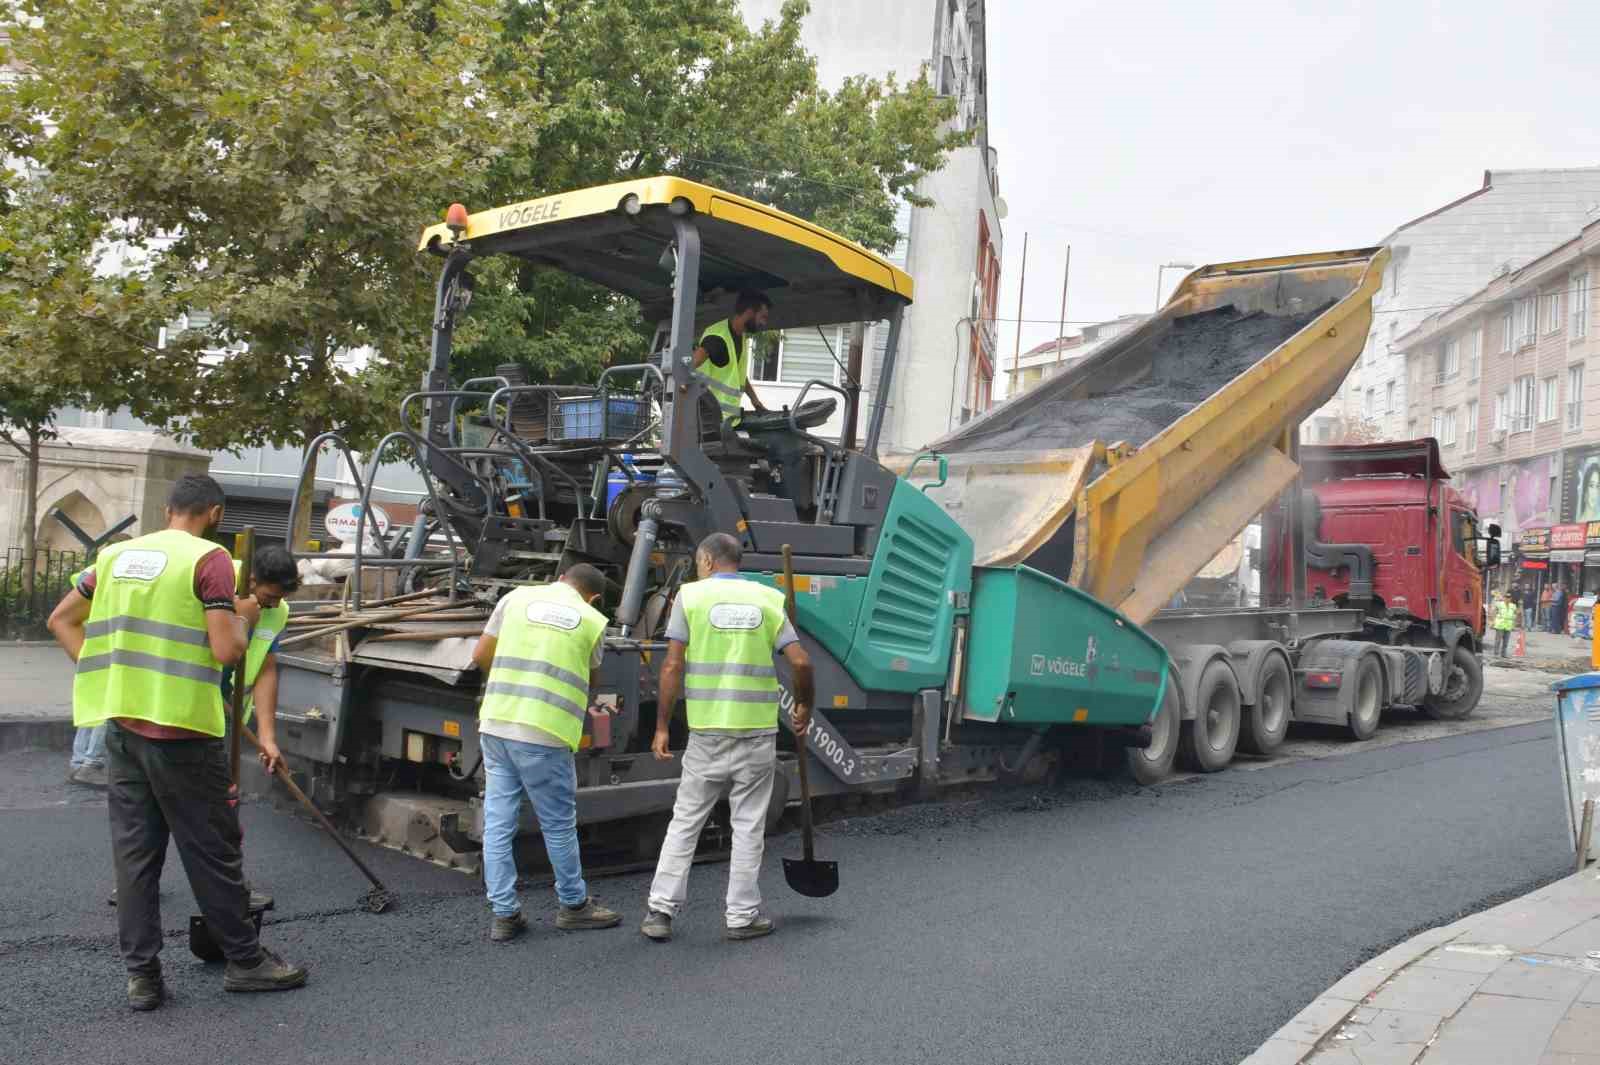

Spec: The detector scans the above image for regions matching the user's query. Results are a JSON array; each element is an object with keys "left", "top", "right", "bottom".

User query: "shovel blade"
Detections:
[{"left": 783, "top": 857, "right": 840, "bottom": 898}]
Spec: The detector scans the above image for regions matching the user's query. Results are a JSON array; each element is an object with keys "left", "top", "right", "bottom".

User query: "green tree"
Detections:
[
  {"left": 3, "top": 0, "right": 544, "bottom": 544},
  {"left": 447, "top": 0, "right": 966, "bottom": 385}
]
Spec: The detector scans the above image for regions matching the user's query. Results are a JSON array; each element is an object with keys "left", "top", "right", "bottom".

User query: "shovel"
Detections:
[{"left": 779, "top": 544, "right": 839, "bottom": 899}]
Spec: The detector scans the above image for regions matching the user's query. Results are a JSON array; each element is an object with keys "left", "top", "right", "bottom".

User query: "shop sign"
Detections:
[
  {"left": 1586, "top": 520, "right": 1600, "bottom": 547},
  {"left": 1520, "top": 527, "right": 1551, "bottom": 556},
  {"left": 1523, "top": 560, "right": 1549, "bottom": 570},
  {"left": 1552, "top": 524, "right": 1587, "bottom": 562}
]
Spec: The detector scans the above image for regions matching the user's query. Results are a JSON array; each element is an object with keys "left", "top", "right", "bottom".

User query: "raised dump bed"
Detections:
[{"left": 895, "top": 247, "right": 1389, "bottom": 625}]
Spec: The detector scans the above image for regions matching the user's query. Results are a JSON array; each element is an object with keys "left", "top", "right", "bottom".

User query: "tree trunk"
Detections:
[
  {"left": 842, "top": 321, "right": 866, "bottom": 451},
  {"left": 21, "top": 428, "right": 39, "bottom": 603},
  {"left": 290, "top": 419, "right": 326, "bottom": 552}
]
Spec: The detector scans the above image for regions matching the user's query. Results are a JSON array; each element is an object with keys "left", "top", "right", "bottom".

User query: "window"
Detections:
[
  {"left": 1501, "top": 312, "right": 1514, "bottom": 353},
  {"left": 1438, "top": 338, "right": 1459, "bottom": 382},
  {"left": 1573, "top": 273, "right": 1590, "bottom": 339},
  {"left": 1314, "top": 419, "right": 1334, "bottom": 443},
  {"left": 1430, "top": 410, "right": 1442, "bottom": 440},
  {"left": 1385, "top": 380, "right": 1396, "bottom": 413},
  {"left": 1467, "top": 328, "right": 1481, "bottom": 379},
  {"left": 1512, "top": 375, "right": 1535, "bottom": 431},
  {"left": 776, "top": 326, "right": 844, "bottom": 386},
  {"left": 1465, "top": 400, "right": 1478, "bottom": 452},
  {"left": 1515, "top": 297, "right": 1538, "bottom": 347},
  {"left": 1493, "top": 390, "right": 1509, "bottom": 431},
  {"left": 1568, "top": 364, "right": 1584, "bottom": 430},
  {"left": 1407, "top": 418, "right": 1419, "bottom": 438},
  {"left": 1442, "top": 408, "right": 1457, "bottom": 447},
  {"left": 1364, "top": 388, "right": 1376, "bottom": 418},
  {"left": 1539, "top": 375, "right": 1558, "bottom": 424},
  {"left": 1545, "top": 291, "right": 1564, "bottom": 335}
]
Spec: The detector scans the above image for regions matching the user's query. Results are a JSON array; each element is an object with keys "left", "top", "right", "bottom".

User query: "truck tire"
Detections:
[
  {"left": 1127, "top": 681, "right": 1181, "bottom": 784},
  {"left": 1347, "top": 655, "right": 1383, "bottom": 740},
  {"left": 1179, "top": 660, "right": 1240, "bottom": 772},
  {"left": 1424, "top": 644, "right": 1482, "bottom": 722},
  {"left": 1239, "top": 653, "right": 1292, "bottom": 755}
]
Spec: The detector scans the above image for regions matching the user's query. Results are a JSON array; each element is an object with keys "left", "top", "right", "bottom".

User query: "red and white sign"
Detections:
[
  {"left": 324, "top": 502, "right": 391, "bottom": 546},
  {"left": 1552, "top": 523, "right": 1586, "bottom": 562}
]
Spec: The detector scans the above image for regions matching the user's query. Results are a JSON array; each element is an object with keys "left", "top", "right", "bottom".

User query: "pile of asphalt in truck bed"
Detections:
[{"left": 949, "top": 303, "right": 1330, "bottom": 453}]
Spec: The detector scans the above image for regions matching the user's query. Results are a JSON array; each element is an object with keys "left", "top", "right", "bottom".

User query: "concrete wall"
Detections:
[
  {"left": 740, "top": 0, "right": 934, "bottom": 87},
  {"left": 0, "top": 428, "right": 211, "bottom": 557}
]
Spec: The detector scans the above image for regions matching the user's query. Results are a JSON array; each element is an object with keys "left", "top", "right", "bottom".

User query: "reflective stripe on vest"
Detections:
[
  {"left": 479, "top": 583, "right": 606, "bottom": 751},
  {"left": 72, "top": 529, "right": 227, "bottom": 735},
  {"left": 696, "top": 319, "right": 745, "bottom": 422},
  {"left": 680, "top": 577, "right": 787, "bottom": 731}
]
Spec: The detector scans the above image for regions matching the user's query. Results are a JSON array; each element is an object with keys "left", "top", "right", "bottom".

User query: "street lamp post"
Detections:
[{"left": 1155, "top": 262, "right": 1197, "bottom": 312}]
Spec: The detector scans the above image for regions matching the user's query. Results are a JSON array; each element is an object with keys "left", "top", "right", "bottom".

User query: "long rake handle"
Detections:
[{"left": 781, "top": 544, "right": 816, "bottom": 864}]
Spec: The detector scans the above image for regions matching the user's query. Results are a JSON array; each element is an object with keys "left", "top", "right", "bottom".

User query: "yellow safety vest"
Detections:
[
  {"left": 479, "top": 582, "right": 606, "bottom": 751},
  {"left": 73, "top": 529, "right": 228, "bottom": 735},
  {"left": 1492, "top": 600, "right": 1517, "bottom": 631},
  {"left": 232, "top": 560, "right": 288, "bottom": 724},
  {"left": 696, "top": 319, "right": 746, "bottom": 425},
  {"left": 680, "top": 577, "right": 787, "bottom": 731}
]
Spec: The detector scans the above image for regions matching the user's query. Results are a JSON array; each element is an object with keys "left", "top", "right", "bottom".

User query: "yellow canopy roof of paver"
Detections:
[{"left": 419, "top": 177, "right": 913, "bottom": 331}]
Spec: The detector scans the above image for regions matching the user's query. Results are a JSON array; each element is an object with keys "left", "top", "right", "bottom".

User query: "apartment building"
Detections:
[
  {"left": 1397, "top": 219, "right": 1600, "bottom": 595},
  {"left": 1003, "top": 314, "right": 1146, "bottom": 396}
]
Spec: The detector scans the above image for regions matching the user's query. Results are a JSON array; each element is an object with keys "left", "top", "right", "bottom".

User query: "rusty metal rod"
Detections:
[{"left": 276, "top": 599, "right": 465, "bottom": 649}]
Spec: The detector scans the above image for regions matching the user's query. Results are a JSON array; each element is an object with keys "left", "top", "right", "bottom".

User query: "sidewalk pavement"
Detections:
[
  {"left": 0, "top": 642, "right": 76, "bottom": 751},
  {"left": 1501, "top": 629, "right": 1592, "bottom": 675},
  {"left": 1242, "top": 867, "right": 1600, "bottom": 1065}
]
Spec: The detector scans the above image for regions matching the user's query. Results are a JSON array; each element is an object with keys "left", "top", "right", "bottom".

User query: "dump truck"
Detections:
[
  {"left": 268, "top": 183, "right": 1490, "bottom": 870},
  {"left": 902, "top": 249, "right": 1497, "bottom": 780}
]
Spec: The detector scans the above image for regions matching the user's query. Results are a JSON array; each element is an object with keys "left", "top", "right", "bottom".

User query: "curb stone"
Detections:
[{"left": 0, "top": 717, "right": 75, "bottom": 753}]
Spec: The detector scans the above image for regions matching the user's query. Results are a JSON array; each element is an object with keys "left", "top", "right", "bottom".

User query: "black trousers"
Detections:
[{"left": 106, "top": 723, "right": 260, "bottom": 974}]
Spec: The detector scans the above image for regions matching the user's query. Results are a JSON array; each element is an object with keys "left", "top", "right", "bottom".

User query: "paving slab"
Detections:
[
  {"left": 1366, "top": 965, "right": 1489, "bottom": 1016},
  {"left": 1477, "top": 955, "right": 1595, "bottom": 1004},
  {"left": 1421, "top": 993, "right": 1569, "bottom": 1064},
  {"left": 1547, "top": 1002, "right": 1600, "bottom": 1056}
]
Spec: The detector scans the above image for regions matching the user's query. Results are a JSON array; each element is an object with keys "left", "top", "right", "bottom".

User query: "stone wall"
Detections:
[{"left": 0, "top": 428, "right": 211, "bottom": 558}]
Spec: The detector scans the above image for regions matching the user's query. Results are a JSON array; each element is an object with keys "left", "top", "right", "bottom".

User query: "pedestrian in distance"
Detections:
[
  {"left": 1520, "top": 582, "right": 1537, "bottom": 631},
  {"left": 1551, "top": 582, "right": 1568, "bottom": 635},
  {"left": 470, "top": 563, "right": 622, "bottom": 942},
  {"left": 1541, "top": 583, "right": 1555, "bottom": 633},
  {"left": 46, "top": 475, "right": 306, "bottom": 1011},
  {"left": 67, "top": 722, "right": 108, "bottom": 787},
  {"left": 640, "top": 532, "right": 814, "bottom": 943},
  {"left": 1491, "top": 591, "right": 1517, "bottom": 657}
]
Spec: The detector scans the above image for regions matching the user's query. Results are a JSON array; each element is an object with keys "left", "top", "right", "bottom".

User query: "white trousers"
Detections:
[{"left": 647, "top": 731, "right": 776, "bottom": 927}]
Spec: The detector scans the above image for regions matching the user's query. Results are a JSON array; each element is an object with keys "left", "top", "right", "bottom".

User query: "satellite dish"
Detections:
[{"left": 995, "top": 197, "right": 1009, "bottom": 220}]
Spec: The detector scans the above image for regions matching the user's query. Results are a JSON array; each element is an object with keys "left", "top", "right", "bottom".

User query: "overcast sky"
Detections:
[{"left": 987, "top": 0, "right": 1600, "bottom": 375}]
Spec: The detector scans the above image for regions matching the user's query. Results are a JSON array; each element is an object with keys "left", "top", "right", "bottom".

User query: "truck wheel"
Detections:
[
  {"left": 1424, "top": 644, "right": 1482, "bottom": 722},
  {"left": 1179, "top": 660, "right": 1240, "bottom": 772},
  {"left": 1127, "top": 681, "right": 1180, "bottom": 784},
  {"left": 1347, "top": 655, "right": 1383, "bottom": 740},
  {"left": 1239, "top": 654, "right": 1292, "bottom": 755}
]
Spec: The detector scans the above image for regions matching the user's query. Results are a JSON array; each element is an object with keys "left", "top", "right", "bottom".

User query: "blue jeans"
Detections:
[
  {"left": 70, "top": 724, "right": 107, "bottom": 769},
  {"left": 480, "top": 734, "right": 587, "bottom": 915}
]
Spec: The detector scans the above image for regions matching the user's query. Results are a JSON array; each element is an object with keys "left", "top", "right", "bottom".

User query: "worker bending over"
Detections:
[
  {"left": 692, "top": 289, "right": 772, "bottom": 425},
  {"left": 47, "top": 475, "right": 305, "bottom": 1011},
  {"left": 642, "top": 532, "right": 814, "bottom": 942},
  {"left": 471, "top": 563, "right": 622, "bottom": 941}
]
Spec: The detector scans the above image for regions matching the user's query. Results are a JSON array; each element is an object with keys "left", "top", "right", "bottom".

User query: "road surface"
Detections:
[{"left": 0, "top": 669, "right": 1574, "bottom": 1065}]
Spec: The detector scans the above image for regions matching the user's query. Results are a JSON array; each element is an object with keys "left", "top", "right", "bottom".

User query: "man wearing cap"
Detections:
[{"left": 640, "top": 532, "right": 814, "bottom": 942}]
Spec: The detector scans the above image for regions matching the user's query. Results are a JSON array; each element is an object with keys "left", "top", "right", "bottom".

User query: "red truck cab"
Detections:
[{"left": 1267, "top": 439, "right": 1490, "bottom": 645}]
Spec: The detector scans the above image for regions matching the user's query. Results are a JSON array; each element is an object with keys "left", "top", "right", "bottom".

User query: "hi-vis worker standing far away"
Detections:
[
  {"left": 470, "top": 563, "right": 623, "bottom": 941},
  {"left": 46, "top": 475, "right": 306, "bottom": 1011},
  {"left": 692, "top": 289, "right": 772, "bottom": 426},
  {"left": 1491, "top": 591, "right": 1517, "bottom": 658},
  {"left": 641, "top": 532, "right": 814, "bottom": 942}
]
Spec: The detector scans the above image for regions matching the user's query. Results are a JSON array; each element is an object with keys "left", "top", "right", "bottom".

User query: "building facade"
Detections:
[
  {"left": 1397, "top": 219, "right": 1600, "bottom": 606},
  {"left": 1307, "top": 168, "right": 1600, "bottom": 444},
  {"left": 741, "top": 0, "right": 1002, "bottom": 454},
  {"left": 1003, "top": 314, "right": 1146, "bottom": 396}
]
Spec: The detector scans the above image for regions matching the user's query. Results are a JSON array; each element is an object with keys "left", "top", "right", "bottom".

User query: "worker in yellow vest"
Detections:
[
  {"left": 470, "top": 563, "right": 623, "bottom": 941},
  {"left": 641, "top": 532, "right": 814, "bottom": 942},
  {"left": 1491, "top": 591, "right": 1517, "bottom": 658},
  {"left": 46, "top": 475, "right": 306, "bottom": 1011},
  {"left": 692, "top": 289, "right": 773, "bottom": 426}
]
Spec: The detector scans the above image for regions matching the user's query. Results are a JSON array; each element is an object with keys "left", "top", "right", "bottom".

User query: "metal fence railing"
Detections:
[{"left": 0, "top": 548, "right": 84, "bottom": 639}]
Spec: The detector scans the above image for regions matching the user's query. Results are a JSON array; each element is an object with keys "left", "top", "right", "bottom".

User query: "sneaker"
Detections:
[
  {"left": 246, "top": 885, "right": 275, "bottom": 912},
  {"left": 223, "top": 947, "right": 307, "bottom": 992},
  {"left": 556, "top": 897, "right": 621, "bottom": 931},
  {"left": 725, "top": 914, "right": 774, "bottom": 941},
  {"left": 490, "top": 911, "right": 528, "bottom": 942},
  {"left": 640, "top": 909, "right": 673, "bottom": 942},
  {"left": 127, "top": 972, "right": 164, "bottom": 1011},
  {"left": 70, "top": 764, "right": 108, "bottom": 789}
]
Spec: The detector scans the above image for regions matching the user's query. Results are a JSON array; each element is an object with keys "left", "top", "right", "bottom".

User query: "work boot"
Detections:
[
  {"left": 640, "top": 909, "right": 673, "bottom": 942},
  {"left": 490, "top": 911, "right": 528, "bottom": 942},
  {"left": 246, "top": 883, "right": 274, "bottom": 912},
  {"left": 556, "top": 897, "right": 621, "bottom": 931},
  {"left": 725, "top": 914, "right": 774, "bottom": 941},
  {"left": 223, "top": 948, "right": 307, "bottom": 992},
  {"left": 126, "top": 972, "right": 164, "bottom": 1011},
  {"left": 70, "top": 764, "right": 108, "bottom": 788}
]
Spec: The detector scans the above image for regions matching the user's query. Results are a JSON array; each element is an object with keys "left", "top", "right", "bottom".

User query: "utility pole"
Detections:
[
  {"left": 842, "top": 321, "right": 866, "bottom": 451},
  {"left": 1055, "top": 244, "right": 1071, "bottom": 365},
  {"left": 1011, "top": 231, "right": 1028, "bottom": 393}
]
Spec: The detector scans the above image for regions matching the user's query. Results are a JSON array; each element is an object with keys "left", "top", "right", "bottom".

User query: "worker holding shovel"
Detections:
[
  {"left": 640, "top": 532, "right": 814, "bottom": 943},
  {"left": 46, "top": 476, "right": 306, "bottom": 1011}
]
